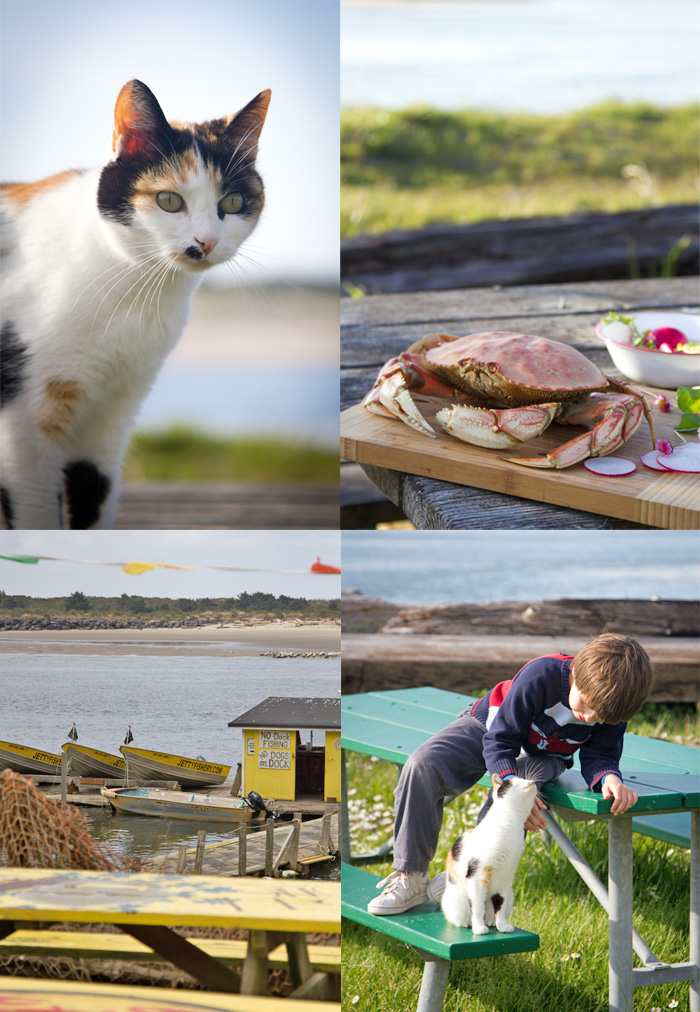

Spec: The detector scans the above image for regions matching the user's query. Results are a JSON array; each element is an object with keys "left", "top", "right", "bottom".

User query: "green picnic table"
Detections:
[{"left": 341, "top": 686, "right": 699, "bottom": 1012}]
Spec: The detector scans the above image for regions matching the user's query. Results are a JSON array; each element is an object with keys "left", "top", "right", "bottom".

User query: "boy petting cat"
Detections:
[{"left": 368, "top": 633, "right": 654, "bottom": 915}]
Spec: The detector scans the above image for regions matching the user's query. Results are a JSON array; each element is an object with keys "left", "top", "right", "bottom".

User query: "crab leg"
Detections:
[
  {"left": 362, "top": 349, "right": 478, "bottom": 439},
  {"left": 509, "top": 392, "right": 649, "bottom": 469}
]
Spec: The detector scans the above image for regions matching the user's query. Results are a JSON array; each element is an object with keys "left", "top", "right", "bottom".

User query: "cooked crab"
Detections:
[{"left": 362, "top": 331, "right": 655, "bottom": 469}]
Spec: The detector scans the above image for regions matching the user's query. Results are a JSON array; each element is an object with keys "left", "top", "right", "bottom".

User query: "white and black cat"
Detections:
[
  {"left": 0, "top": 79, "right": 270, "bottom": 529},
  {"left": 441, "top": 774, "right": 536, "bottom": 934}
]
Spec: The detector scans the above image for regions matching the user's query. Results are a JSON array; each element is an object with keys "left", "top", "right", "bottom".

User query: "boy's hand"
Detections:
[
  {"left": 601, "top": 775, "right": 638, "bottom": 814},
  {"left": 524, "top": 795, "right": 548, "bottom": 833}
]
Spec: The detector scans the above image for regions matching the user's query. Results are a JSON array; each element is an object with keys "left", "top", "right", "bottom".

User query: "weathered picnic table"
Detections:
[
  {"left": 341, "top": 686, "right": 699, "bottom": 1012},
  {"left": 340, "top": 276, "right": 700, "bottom": 529},
  {"left": 0, "top": 868, "right": 340, "bottom": 1001}
]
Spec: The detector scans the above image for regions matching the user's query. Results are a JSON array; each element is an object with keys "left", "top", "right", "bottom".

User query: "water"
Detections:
[
  {"left": 0, "top": 654, "right": 339, "bottom": 868},
  {"left": 341, "top": 530, "right": 699, "bottom": 603},
  {"left": 342, "top": 0, "right": 700, "bottom": 113}
]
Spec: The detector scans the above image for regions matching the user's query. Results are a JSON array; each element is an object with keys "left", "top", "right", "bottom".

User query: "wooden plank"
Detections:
[
  {"left": 114, "top": 483, "right": 339, "bottom": 531},
  {"left": 342, "top": 633, "right": 700, "bottom": 703},
  {"left": 341, "top": 863, "right": 539, "bottom": 959},
  {"left": 0, "top": 868, "right": 340, "bottom": 934},
  {"left": 0, "top": 976, "right": 339, "bottom": 1012},
  {"left": 341, "top": 389, "right": 700, "bottom": 530},
  {"left": 340, "top": 208, "right": 699, "bottom": 294},
  {"left": 633, "top": 813, "right": 692, "bottom": 848},
  {"left": 0, "top": 930, "right": 341, "bottom": 971}
]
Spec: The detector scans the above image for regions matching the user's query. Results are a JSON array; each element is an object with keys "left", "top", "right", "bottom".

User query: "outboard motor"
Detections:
[{"left": 245, "top": 790, "right": 278, "bottom": 819}]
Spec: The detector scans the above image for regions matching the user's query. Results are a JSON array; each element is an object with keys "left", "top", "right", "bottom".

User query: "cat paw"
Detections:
[
  {"left": 472, "top": 924, "right": 490, "bottom": 936},
  {"left": 497, "top": 922, "right": 515, "bottom": 933}
]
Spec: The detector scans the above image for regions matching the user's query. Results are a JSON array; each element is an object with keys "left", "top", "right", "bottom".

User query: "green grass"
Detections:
[
  {"left": 343, "top": 703, "right": 697, "bottom": 1012},
  {"left": 341, "top": 100, "right": 700, "bottom": 236},
  {"left": 122, "top": 427, "right": 338, "bottom": 484}
]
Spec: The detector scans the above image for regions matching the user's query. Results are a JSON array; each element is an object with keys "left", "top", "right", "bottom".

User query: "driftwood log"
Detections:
[
  {"left": 342, "top": 597, "right": 700, "bottom": 704},
  {"left": 341, "top": 205, "right": 699, "bottom": 295}
]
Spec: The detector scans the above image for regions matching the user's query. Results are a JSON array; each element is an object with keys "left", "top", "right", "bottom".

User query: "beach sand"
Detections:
[{"left": 0, "top": 622, "right": 340, "bottom": 657}]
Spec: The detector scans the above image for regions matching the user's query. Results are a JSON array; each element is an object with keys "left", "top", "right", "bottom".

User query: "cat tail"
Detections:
[{"left": 441, "top": 879, "right": 472, "bottom": 929}]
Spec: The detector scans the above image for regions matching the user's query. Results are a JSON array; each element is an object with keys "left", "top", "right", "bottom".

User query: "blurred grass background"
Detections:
[
  {"left": 341, "top": 100, "right": 700, "bottom": 236},
  {"left": 123, "top": 428, "right": 338, "bottom": 484}
]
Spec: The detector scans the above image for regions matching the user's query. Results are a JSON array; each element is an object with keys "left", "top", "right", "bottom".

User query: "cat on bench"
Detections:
[
  {"left": 1, "top": 80, "right": 269, "bottom": 530},
  {"left": 368, "top": 634, "right": 653, "bottom": 923}
]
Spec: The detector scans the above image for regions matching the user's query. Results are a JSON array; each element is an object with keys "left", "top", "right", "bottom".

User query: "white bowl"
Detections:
[{"left": 596, "top": 311, "right": 700, "bottom": 390}]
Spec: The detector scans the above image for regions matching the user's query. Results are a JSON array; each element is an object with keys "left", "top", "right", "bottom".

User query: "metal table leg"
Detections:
[
  {"left": 608, "top": 816, "right": 634, "bottom": 1012},
  {"left": 415, "top": 953, "right": 451, "bottom": 1012}
]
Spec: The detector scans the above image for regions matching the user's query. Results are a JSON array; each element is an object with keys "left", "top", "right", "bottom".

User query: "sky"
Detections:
[
  {"left": 0, "top": 532, "right": 341, "bottom": 599},
  {"left": 0, "top": 0, "right": 339, "bottom": 285}
]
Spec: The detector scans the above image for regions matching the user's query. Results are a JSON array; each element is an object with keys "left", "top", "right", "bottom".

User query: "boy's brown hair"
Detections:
[{"left": 573, "top": 633, "right": 654, "bottom": 724}]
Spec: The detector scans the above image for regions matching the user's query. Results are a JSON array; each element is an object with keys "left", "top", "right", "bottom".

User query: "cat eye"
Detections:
[
  {"left": 156, "top": 191, "right": 184, "bottom": 213},
  {"left": 219, "top": 192, "right": 245, "bottom": 215}
]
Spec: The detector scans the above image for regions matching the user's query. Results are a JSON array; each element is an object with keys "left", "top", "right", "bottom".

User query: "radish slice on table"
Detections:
[
  {"left": 640, "top": 450, "right": 668, "bottom": 471},
  {"left": 583, "top": 457, "right": 637, "bottom": 476},
  {"left": 655, "top": 442, "right": 700, "bottom": 473}
]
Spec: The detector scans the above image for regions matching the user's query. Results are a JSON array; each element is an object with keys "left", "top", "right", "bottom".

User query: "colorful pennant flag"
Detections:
[{"left": 0, "top": 554, "right": 340, "bottom": 576}]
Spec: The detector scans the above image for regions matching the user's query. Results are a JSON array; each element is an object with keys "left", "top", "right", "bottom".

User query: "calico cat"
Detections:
[
  {"left": 0, "top": 80, "right": 270, "bottom": 529},
  {"left": 441, "top": 774, "right": 536, "bottom": 934}
]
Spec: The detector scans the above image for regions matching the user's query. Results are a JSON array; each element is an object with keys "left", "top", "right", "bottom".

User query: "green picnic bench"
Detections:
[{"left": 341, "top": 686, "right": 699, "bottom": 1012}]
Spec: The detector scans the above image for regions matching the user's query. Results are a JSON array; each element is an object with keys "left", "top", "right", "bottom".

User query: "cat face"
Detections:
[
  {"left": 490, "top": 774, "right": 537, "bottom": 803},
  {"left": 97, "top": 80, "right": 270, "bottom": 274}
]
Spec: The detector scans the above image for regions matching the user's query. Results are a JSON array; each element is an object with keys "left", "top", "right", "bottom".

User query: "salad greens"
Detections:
[{"left": 675, "top": 386, "right": 700, "bottom": 433}]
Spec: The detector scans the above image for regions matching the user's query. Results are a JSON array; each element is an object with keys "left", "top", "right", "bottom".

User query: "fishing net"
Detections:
[{"left": 0, "top": 769, "right": 133, "bottom": 871}]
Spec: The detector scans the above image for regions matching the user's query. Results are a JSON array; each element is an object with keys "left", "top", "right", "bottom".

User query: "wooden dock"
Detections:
[{"left": 143, "top": 813, "right": 340, "bottom": 877}]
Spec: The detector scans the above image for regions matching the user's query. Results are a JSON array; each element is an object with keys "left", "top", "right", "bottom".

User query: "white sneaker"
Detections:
[
  {"left": 426, "top": 871, "right": 446, "bottom": 904},
  {"left": 367, "top": 870, "right": 429, "bottom": 915}
]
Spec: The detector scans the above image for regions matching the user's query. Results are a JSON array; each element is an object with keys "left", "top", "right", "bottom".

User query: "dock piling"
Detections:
[
  {"left": 238, "top": 824, "right": 247, "bottom": 876},
  {"left": 194, "top": 830, "right": 206, "bottom": 874}
]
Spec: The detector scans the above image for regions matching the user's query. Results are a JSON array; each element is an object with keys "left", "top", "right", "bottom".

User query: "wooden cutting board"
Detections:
[{"left": 340, "top": 387, "right": 699, "bottom": 529}]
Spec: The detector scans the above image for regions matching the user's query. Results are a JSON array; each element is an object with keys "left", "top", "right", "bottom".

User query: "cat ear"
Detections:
[
  {"left": 222, "top": 89, "right": 271, "bottom": 162},
  {"left": 491, "top": 774, "right": 503, "bottom": 789},
  {"left": 112, "top": 80, "right": 172, "bottom": 162}
]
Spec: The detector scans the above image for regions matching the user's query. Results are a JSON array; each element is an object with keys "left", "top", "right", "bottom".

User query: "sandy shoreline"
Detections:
[{"left": 0, "top": 622, "right": 340, "bottom": 657}]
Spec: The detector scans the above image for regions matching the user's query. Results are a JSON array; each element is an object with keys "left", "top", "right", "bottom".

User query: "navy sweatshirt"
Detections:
[{"left": 470, "top": 653, "right": 625, "bottom": 791}]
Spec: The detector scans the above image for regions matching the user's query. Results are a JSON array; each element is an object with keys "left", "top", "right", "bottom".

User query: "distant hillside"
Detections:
[{"left": 0, "top": 591, "right": 339, "bottom": 627}]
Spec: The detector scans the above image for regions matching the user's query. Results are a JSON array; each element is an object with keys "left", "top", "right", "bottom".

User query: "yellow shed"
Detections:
[{"left": 228, "top": 696, "right": 341, "bottom": 802}]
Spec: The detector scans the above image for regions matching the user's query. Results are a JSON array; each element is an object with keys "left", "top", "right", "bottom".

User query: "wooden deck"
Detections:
[
  {"left": 144, "top": 813, "right": 339, "bottom": 877},
  {"left": 114, "top": 482, "right": 339, "bottom": 529}
]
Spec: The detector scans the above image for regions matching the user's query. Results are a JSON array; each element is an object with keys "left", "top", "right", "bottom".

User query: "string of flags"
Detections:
[{"left": 0, "top": 555, "right": 340, "bottom": 576}]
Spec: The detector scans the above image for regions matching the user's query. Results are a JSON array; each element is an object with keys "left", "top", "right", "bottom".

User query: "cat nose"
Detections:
[{"left": 195, "top": 237, "right": 218, "bottom": 255}]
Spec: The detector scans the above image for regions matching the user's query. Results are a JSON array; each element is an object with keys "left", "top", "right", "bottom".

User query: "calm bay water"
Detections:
[
  {"left": 342, "top": 0, "right": 700, "bottom": 113},
  {"left": 0, "top": 654, "right": 339, "bottom": 868},
  {"left": 341, "top": 530, "right": 699, "bottom": 604}
]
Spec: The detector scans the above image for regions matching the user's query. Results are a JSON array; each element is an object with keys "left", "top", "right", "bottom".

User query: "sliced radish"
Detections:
[
  {"left": 649, "top": 326, "right": 687, "bottom": 351},
  {"left": 583, "top": 457, "right": 637, "bottom": 476},
  {"left": 640, "top": 450, "right": 668, "bottom": 471},
  {"left": 655, "top": 442, "right": 700, "bottom": 473}
]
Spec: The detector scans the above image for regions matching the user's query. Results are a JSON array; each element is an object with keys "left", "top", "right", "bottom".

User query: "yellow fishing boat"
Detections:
[
  {"left": 62, "top": 743, "right": 129, "bottom": 779},
  {"left": 0, "top": 740, "right": 62, "bottom": 775},
  {"left": 120, "top": 746, "right": 231, "bottom": 787}
]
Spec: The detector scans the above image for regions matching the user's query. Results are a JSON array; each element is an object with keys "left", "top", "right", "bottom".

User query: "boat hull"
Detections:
[
  {"left": 120, "top": 747, "right": 231, "bottom": 787},
  {"left": 101, "top": 787, "right": 258, "bottom": 823},
  {"left": 62, "top": 744, "right": 129, "bottom": 779},
  {"left": 0, "top": 741, "right": 62, "bottom": 775}
]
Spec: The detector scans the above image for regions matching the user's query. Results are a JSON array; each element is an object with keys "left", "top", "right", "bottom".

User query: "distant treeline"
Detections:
[{"left": 0, "top": 591, "right": 339, "bottom": 621}]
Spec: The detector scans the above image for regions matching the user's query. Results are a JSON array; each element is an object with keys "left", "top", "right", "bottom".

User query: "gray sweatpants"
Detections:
[{"left": 392, "top": 713, "right": 567, "bottom": 872}]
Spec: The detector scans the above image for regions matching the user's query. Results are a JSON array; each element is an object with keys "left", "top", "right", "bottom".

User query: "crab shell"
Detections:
[{"left": 413, "top": 331, "right": 608, "bottom": 405}]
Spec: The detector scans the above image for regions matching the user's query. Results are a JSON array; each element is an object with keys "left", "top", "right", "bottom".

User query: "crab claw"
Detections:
[
  {"left": 436, "top": 403, "right": 560, "bottom": 449},
  {"left": 362, "top": 359, "right": 437, "bottom": 437}
]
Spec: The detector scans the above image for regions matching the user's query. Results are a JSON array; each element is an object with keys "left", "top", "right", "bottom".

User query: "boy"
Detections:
[{"left": 368, "top": 633, "right": 654, "bottom": 915}]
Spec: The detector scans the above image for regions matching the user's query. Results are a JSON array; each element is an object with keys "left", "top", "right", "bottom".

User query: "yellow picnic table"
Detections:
[
  {"left": 0, "top": 868, "right": 340, "bottom": 998},
  {"left": 0, "top": 976, "right": 341, "bottom": 1012}
]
